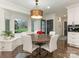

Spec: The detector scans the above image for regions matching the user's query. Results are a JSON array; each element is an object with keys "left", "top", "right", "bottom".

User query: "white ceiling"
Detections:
[{"left": 1, "top": 0, "right": 79, "bottom": 15}]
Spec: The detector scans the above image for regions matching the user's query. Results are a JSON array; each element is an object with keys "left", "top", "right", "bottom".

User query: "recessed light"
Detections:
[{"left": 47, "top": 6, "right": 50, "bottom": 9}]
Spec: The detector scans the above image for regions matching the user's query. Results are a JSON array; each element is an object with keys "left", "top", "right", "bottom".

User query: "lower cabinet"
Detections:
[
  {"left": 0, "top": 42, "right": 12, "bottom": 51},
  {"left": 0, "top": 45, "right": 23, "bottom": 58},
  {"left": 0, "top": 37, "right": 22, "bottom": 51},
  {"left": 68, "top": 32, "right": 79, "bottom": 47}
]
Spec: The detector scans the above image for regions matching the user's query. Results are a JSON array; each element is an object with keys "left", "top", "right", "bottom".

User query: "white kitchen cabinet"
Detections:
[
  {"left": 0, "top": 37, "right": 22, "bottom": 51},
  {"left": 67, "top": 8, "right": 74, "bottom": 25},
  {"left": 67, "top": 5, "right": 79, "bottom": 25},
  {"left": 0, "top": 41, "right": 12, "bottom": 51},
  {"left": 74, "top": 7, "right": 79, "bottom": 24},
  {"left": 68, "top": 32, "right": 79, "bottom": 47}
]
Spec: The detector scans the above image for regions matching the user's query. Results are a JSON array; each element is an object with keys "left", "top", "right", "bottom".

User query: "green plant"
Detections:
[
  {"left": 1, "top": 31, "right": 14, "bottom": 37},
  {"left": 15, "top": 28, "right": 28, "bottom": 33}
]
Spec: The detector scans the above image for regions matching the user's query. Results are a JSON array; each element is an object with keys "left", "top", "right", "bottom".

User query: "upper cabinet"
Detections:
[
  {"left": 67, "top": 8, "right": 74, "bottom": 25},
  {"left": 67, "top": 4, "right": 79, "bottom": 25},
  {"left": 74, "top": 7, "right": 79, "bottom": 24}
]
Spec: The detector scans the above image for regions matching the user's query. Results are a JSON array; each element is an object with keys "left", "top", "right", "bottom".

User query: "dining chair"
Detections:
[
  {"left": 23, "top": 35, "right": 39, "bottom": 53},
  {"left": 41, "top": 35, "right": 59, "bottom": 53},
  {"left": 49, "top": 31, "right": 55, "bottom": 36}
]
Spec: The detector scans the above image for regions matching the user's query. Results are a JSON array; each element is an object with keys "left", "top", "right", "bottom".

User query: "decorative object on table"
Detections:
[
  {"left": 1, "top": 31, "right": 14, "bottom": 40},
  {"left": 37, "top": 31, "right": 45, "bottom": 39}
]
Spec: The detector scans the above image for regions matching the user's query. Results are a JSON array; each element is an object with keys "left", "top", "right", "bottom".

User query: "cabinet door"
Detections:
[
  {"left": 68, "top": 9, "right": 74, "bottom": 25},
  {"left": 68, "top": 32, "right": 75, "bottom": 44},
  {"left": 1, "top": 42, "right": 12, "bottom": 51},
  {"left": 74, "top": 7, "right": 79, "bottom": 24},
  {"left": 68, "top": 32, "right": 79, "bottom": 47}
]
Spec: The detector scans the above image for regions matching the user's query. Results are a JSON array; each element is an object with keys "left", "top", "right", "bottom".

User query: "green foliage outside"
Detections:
[{"left": 15, "top": 28, "right": 28, "bottom": 33}]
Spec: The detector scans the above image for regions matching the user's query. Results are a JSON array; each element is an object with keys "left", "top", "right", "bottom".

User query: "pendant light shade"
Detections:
[
  {"left": 31, "top": 0, "right": 43, "bottom": 19},
  {"left": 31, "top": 9, "right": 43, "bottom": 19}
]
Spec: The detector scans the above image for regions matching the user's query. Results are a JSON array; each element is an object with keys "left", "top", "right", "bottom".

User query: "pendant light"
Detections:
[{"left": 31, "top": 0, "right": 43, "bottom": 19}]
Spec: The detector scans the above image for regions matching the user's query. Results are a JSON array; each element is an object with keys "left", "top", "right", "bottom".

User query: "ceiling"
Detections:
[{"left": 2, "top": 0, "right": 79, "bottom": 15}]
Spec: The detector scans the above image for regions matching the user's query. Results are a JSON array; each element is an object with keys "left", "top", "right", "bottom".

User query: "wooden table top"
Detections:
[{"left": 29, "top": 34, "right": 50, "bottom": 43}]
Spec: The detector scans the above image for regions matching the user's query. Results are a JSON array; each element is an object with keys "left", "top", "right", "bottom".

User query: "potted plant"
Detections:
[{"left": 1, "top": 31, "right": 14, "bottom": 40}]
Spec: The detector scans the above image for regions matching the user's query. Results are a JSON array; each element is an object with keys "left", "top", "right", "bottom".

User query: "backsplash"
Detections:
[{"left": 68, "top": 25, "right": 79, "bottom": 32}]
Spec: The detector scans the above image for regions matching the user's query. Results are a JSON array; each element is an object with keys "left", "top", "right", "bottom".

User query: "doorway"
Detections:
[
  {"left": 64, "top": 21, "right": 67, "bottom": 36},
  {"left": 47, "top": 20, "right": 53, "bottom": 34}
]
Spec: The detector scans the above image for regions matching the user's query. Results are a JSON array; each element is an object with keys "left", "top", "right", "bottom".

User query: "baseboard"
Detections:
[{"left": 67, "top": 43, "right": 79, "bottom": 49}]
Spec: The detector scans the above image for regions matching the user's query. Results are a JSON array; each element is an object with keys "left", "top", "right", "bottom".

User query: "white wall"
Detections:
[
  {"left": 0, "top": 8, "right": 31, "bottom": 34},
  {"left": 4, "top": 9, "right": 30, "bottom": 33},
  {"left": 44, "top": 14, "right": 60, "bottom": 35},
  {"left": 0, "top": 7, "right": 67, "bottom": 35},
  {"left": 61, "top": 17, "right": 67, "bottom": 36},
  {"left": 44, "top": 13, "right": 67, "bottom": 36},
  {"left": 28, "top": 18, "right": 32, "bottom": 32},
  {"left": 44, "top": 14, "right": 56, "bottom": 33},
  {"left": 0, "top": 8, "right": 5, "bottom": 34},
  {"left": 54, "top": 15, "right": 65, "bottom": 36},
  {"left": 34, "top": 20, "right": 41, "bottom": 32}
]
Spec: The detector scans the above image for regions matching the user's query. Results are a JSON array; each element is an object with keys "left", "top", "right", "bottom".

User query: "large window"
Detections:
[
  {"left": 15, "top": 19, "right": 28, "bottom": 33},
  {"left": 5, "top": 19, "right": 10, "bottom": 31}
]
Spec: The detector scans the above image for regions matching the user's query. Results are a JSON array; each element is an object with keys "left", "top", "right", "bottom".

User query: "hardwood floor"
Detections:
[{"left": 0, "top": 36, "right": 79, "bottom": 58}]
